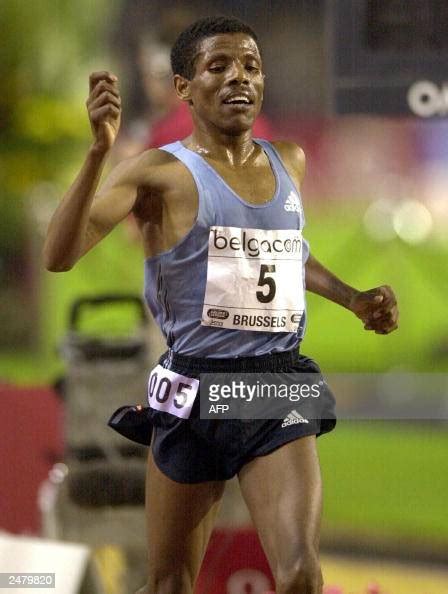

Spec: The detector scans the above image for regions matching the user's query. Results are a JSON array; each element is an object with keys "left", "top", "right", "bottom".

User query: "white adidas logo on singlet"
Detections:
[
  {"left": 284, "top": 191, "right": 301, "bottom": 213},
  {"left": 281, "top": 409, "right": 309, "bottom": 428}
]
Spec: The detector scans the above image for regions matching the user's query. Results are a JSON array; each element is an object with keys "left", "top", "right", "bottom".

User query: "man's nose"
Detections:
[{"left": 228, "top": 60, "right": 248, "bottom": 84}]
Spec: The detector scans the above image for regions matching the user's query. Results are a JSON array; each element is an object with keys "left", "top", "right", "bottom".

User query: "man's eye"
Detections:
[
  {"left": 246, "top": 65, "right": 260, "bottom": 72},
  {"left": 209, "top": 65, "right": 226, "bottom": 73}
]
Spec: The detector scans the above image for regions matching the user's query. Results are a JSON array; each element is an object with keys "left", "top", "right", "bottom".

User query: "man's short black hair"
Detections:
[{"left": 171, "top": 15, "right": 259, "bottom": 80}]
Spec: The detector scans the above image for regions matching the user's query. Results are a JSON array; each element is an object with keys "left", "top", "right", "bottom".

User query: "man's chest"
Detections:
[
  {"left": 207, "top": 161, "right": 276, "bottom": 204},
  {"left": 160, "top": 157, "right": 277, "bottom": 206}
]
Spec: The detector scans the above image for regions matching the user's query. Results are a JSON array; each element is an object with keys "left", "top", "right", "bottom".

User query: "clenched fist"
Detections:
[
  {"left": 86, "top": 71, "right": 121, "bottom": 153},
  {"left": 349, "top": 285, "right": 398, "bottom": 335}
]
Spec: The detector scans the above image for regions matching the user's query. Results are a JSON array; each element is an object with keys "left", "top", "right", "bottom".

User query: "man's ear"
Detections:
[{"left": 174, "top": 74, "right": 192, "bottom": 103}]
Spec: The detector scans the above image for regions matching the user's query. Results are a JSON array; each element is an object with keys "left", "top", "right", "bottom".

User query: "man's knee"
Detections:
[{"left": 276, "top": 554, "right": 323, "bottom": 594}]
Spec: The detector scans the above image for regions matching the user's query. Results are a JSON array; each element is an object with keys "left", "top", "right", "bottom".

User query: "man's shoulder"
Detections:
[
  {"left": 270, "top": 140, "right": 305, "bottom": 162},
  {"left": 113, "top": 147, "right": 184, "bottom": 186},
  {"left": 135, "top": 147, "right": 182, "bottom": 171},
  {"left": 269, "top": 140, "right": 306, "bottom": 183}
]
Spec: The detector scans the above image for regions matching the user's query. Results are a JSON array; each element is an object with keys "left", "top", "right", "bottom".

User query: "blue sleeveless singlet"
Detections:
[{"left": 143, "top": 139, "right": 310, "bottom": 358}]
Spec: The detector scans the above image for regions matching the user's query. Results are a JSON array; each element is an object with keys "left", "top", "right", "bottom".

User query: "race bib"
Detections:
[
  {"left": 201, "top": 226, "right": 305, "bottom": 332},
  {"left": 147, "top": 365, "right": 199, "bottom": 419}
]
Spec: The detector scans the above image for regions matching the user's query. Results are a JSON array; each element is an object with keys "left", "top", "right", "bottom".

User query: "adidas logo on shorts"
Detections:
[
  {"left": 281, "top": 410, "right": 309, "bottom": 428},
  {"left": 284, "top": 191, "right": 301, "bottom": 213}
]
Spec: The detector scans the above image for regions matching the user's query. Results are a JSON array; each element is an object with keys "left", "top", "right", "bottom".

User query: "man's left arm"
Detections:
[
  {"left": 272, "top": 140, "right": 398, "bottom": 335},
  {"left": 305, "top": 253, "right": 399, "bottom": 335}
]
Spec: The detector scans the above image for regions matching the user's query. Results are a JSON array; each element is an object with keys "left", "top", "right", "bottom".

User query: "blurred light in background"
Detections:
[
  {"left": 392, "top": 199, "right": 433, "bottom": 245},
  {"left": 363, "top": 199, "right": 396, "bottom": 242},
  {"left": 363, "top": 196, "right": 435, "bottom": 246}
]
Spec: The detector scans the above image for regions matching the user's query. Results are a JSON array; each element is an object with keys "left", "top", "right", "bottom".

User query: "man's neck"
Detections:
[{"left": 185, "top": 124, "right": 256, "bottom": 167}]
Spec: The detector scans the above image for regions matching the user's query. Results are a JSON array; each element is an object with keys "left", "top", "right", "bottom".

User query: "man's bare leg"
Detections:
[
  {"left": 238, "top": 435, "right": 323, "bottom": 594},
  {"left": 136, "top": 452, "right": 226, "bottom": 594}
]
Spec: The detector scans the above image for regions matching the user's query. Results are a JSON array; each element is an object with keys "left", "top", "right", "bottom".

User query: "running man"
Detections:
[{"left": 43, "top": 16, "right": 398, "bottom": 594}]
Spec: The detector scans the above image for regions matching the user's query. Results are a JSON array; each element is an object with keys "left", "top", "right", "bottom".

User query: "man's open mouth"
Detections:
[{"left": 223, "top": 95, "right": 253, "bottom": 105}]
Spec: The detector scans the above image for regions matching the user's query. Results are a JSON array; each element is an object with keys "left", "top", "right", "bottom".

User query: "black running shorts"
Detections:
[{"left": 143, "top": 348, "right": 336, "bottom": 483}]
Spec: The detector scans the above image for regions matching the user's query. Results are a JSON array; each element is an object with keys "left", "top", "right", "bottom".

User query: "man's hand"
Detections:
[
  {"left": 87, "top": 71, "right": 121, "bottom": 153},
  {"left": 349, "top": 286, "right": 398, "bottom": 335}
]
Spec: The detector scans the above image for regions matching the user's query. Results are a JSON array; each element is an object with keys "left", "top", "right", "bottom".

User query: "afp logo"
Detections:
[{"left": 407, "top": 81, "right": 448, "bottom": 118}]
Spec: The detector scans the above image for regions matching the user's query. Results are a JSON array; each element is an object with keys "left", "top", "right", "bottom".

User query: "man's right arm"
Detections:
[{"left": 43, "top": 71, "right": 138, "bottom": 271}]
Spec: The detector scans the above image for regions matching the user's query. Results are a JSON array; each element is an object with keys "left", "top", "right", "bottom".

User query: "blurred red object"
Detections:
[
  {"left": 0, "top": 384, "right": 63, "bottom": 534},
  {"left": 195, "top": 528, "right": 274, "bottom": 594}
]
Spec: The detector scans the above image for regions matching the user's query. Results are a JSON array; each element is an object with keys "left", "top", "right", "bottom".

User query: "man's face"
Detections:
[{"left": 178, "top": 33, "right": 264, "bottom": 134}]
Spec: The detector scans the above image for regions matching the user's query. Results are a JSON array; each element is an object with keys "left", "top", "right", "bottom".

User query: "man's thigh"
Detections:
[
  {"left": 238, "top": 435, "right": 322, "bottom": 570},
  {"left": 145, "top": 451, "right": 226, "bottom": 590}
]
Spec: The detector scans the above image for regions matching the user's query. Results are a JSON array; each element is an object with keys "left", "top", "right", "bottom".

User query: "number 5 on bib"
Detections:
[{"left": 201, "top": 226, "right": 305, "bottom": 332}]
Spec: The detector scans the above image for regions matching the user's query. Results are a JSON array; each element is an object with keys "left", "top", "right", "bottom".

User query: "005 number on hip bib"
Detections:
[
  {"left": 201, "top": 226, "right": 304, "bottom": 333},
  {"left": 147, "top": 365, "right": 199, "bottom": 419}
]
